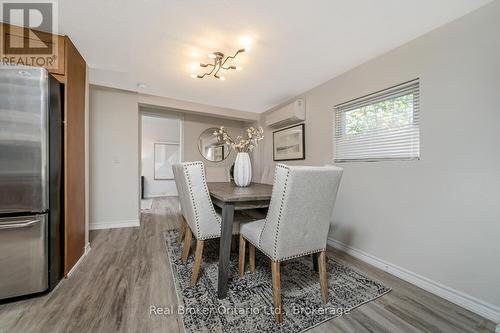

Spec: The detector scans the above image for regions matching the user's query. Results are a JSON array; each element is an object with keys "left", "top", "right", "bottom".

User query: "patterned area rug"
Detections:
[{"left": 164, "top": 230, "right": 390, "bottom": 333}]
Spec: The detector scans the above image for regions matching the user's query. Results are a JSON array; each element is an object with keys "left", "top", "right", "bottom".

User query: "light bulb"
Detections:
[
  {"left": 236, "top": 66, "right": 243, "bottom": 71},
  {"left": 189, "top": 62, "right": 200, "bottom": 71},
  {"left": 208, "top": 53, "right": 216, "bottom": 59},
  {"left": 239, "top": 36, "right": 253, "bottom": 46},
  {"left": 219, "top": 76, "right": 226, "bottom": 81},
  {"left": 190, "top": 74, "right": 197, "bottom": 78}
]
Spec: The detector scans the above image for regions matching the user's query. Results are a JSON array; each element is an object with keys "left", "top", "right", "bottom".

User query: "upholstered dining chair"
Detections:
[
  {"left": 239, "top": 165, "right": 276, "bottom": 221},
  {"left": 172, "top": 165, "right": 188, "bottom": 242},
  {"left": 238, "top": 164, "right": 343, "bottom": 323},
  {"left": 173, "top": 161, "right": 249, "bottom": 286}
]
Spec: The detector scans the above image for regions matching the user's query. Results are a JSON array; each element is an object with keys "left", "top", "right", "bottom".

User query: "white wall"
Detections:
[
  {"left": 259, "top": 1, "right": 500, "bottom": 319},
  {"left": 141, "top": 114, "right": 181, "bottom": 197},
  {"left": 89, "top": 86, "right": 140, "bottom": 229}
]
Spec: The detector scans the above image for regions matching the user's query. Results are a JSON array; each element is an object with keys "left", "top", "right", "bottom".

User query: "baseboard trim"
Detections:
[
  {"left": 67, "top": 242, "right": 91, "bottom": 278},
  {"left": 144, "top": 194, "right": 176, "bottom": 198},
  {"left": 89, "top": 219, "right": 140, "bottom": 230},
  {"left": 327, "top": 237, "right": 500, "bottom": 324}
]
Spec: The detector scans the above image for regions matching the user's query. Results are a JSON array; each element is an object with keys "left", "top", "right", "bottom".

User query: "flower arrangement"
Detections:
[{"left": 213, "top": 126, "right": 264, "bottom": 153}]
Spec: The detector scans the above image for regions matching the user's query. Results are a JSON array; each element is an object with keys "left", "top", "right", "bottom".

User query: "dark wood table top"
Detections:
[{"left": 207, "top": 182, "right": 273, "bottom": 202}]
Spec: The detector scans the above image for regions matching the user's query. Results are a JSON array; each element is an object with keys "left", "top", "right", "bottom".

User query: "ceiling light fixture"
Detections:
[
  {"left": 191, "top": 48, "right": 245, "bottom": 80},
  {"left": 239, "top": 36, "right": 253, "bottom": 50}
]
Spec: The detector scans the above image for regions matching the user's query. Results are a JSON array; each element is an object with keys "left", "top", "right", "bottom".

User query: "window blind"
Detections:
[{"left": 333, "top": 79, "right": 420, "bottom": 162}]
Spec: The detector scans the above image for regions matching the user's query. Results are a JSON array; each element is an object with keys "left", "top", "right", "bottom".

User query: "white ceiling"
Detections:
[{"left": 58, "top": 0, "right": 490, "bottom": 113}]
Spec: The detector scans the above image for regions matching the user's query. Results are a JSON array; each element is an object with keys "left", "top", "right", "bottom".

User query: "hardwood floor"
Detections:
[{"left": 0, "top": 197, "right": 496, "bottom": 332}]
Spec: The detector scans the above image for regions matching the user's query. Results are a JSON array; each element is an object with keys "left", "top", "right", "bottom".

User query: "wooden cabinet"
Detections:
[
  {"left": 1, "top": 23, "right": 87, "bottom": 275},
  {"left": 63, "top": 37, "right": 87, "bottom": 275},
  {"left": 1, "top": 23, "right": 66, "bottom": 75}
]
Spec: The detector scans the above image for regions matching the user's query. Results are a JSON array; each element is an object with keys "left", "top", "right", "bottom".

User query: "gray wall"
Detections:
[
  {"left": 259, "top": 2, "right": 500, "bottom": 309},
  {"left": 140, "top": 107, "right": 246, "bottom": 170},
  {"left": 89, "top": 87, "right": 249, "bottom": 229},
  {"left": 90, "top": 86, "right": 140, "bottom": 229},
  {"left": 183, "top": 113, "right": 245, "bottom": 170}
]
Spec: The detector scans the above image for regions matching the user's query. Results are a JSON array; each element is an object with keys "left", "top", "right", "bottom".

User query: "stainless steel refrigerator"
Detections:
[{"left": 0, "top": 63, "right": 63, "bottom": 301}]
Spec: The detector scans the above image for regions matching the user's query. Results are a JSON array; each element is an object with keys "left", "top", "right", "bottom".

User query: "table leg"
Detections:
[{"left": 218, "top": 202, "right": 234, "bottom": 299}]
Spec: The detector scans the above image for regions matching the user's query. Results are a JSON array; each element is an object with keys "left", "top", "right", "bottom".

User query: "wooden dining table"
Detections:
[{"left": 207, "top": 182, "right": 273, "bottom": 299}]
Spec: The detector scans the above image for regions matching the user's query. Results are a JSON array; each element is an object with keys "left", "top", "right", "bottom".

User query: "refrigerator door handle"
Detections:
[{"left": 0, "top": 219, "right": 40, "bottom": 230}]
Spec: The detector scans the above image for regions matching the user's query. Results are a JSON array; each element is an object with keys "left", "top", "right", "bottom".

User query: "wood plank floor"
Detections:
[{"left": 0, "top": 197, "right": 496, "bottom": 332}]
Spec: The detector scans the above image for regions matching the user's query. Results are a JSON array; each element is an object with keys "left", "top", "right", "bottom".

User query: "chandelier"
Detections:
[{"left": 191, "top": 48, "right": 245, "bottom": 81}]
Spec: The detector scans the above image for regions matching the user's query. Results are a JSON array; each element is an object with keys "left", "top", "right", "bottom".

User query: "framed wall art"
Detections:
[{"left": 273, "top": 123, "right": 305, "bottom": 161}]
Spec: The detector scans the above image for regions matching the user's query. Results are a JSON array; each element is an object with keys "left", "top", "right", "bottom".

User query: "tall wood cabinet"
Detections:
[
  {"left": 1, "top": 23, "right": 87, "bottom": 275},
  {"left": 61, "top": 37, "right": 87, "bottom": 275}
]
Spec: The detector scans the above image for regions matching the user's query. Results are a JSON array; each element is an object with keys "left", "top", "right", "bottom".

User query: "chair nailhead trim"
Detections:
[
  {"left": 183, "top": 163, "right": 201, "bottom": 238},
  {"left": 272, "top": 165, "right": 290, "bottom": 260},
  {"left": 258, "top": 164, "right": 291, "bottom": 261},
  {"left": 257, "top": 164, "right": 280, "bottom": 246},
  {"left": 200, "top": 163, "right": 221, "bottom": 228},
  {"left": 199, "top": 234, "right": 220, "bottom": 240},
  {"left": 247, "top": 235, "right": 325, "bottom": 262},
  {"left": 278, "top": 248, "right": 326, "bottom": 262},
  {"left": 182, "top": 161, "right": 221, "bottom": 240},
  {"left": 245, "top": 237, "right": 274, "bottom": 259}
]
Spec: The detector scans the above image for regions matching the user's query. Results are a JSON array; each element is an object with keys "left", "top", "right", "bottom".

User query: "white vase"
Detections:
[{"left": 234, "top": 152, "right": 252, "bottom": 187}]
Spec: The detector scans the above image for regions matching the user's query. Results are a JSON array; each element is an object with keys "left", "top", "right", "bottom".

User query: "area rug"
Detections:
[{"left": 164, "top": 230, "right": 391, "bottom": 333}]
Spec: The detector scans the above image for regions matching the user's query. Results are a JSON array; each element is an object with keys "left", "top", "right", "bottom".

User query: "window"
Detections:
[{"left": 333, "top": 79, "right": 420, "bottom": 162}]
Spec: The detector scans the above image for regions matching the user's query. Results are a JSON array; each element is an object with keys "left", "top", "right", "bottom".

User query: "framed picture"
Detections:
[
  {"left": 154, "top": 142, "right": 181, "bottom": 180},
  {"left": 273, "top": 123, "right": 305, "bottom": 161}
]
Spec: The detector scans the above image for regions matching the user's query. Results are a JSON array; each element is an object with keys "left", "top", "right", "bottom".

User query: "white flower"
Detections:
[{"left": 212, "top": 126, "right": 264, "bottom": 153}]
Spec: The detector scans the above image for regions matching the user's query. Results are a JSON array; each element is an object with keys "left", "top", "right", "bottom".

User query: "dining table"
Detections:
[{"left": 207, "top": 182, "right": 273, "bottom": 299}]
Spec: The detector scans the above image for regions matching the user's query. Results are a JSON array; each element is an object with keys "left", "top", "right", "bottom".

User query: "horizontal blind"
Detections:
[{"left": 333, "top": 79, "right": 420, "bottom": 162}]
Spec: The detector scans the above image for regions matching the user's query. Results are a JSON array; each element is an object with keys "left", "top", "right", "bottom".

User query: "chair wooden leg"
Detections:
[
  {"left": 248, "top": 243, "right": 255, "bottom": 272},
  {"left": 239, "top": 235, "right": 246, "bottom": 277},
  {"left": 177, "top": 217, "right": 187, "bottom": 242},
  {"left": 181, "top": 226, "right": 192, "bottom": 264},
  {"left": 318, "top": 250, "right": 328, "bottom": 304},
  {"left": 271, "top": 261, "right": 283, "bottom": 324},
  {"left": 191, "top": 240, "right": 204, "bottom": 286}
]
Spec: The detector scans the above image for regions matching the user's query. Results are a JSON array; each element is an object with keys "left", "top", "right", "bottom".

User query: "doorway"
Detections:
[{"left": 140, "top": 112, "right": 183, "bottom": 210}]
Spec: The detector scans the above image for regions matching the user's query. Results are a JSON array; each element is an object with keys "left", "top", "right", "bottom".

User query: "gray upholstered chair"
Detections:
[
  {"left": 172, "top": 164, "right": 188, "bottom": 242},
  {"left": 239, "top": 165, "right": 275, "bottom": 221},
  {"left": 238, "top": 164, "right": 343, "bottom": 323},
  {"left": 173, "top": 161, "right": 247, "bottom": 286}
]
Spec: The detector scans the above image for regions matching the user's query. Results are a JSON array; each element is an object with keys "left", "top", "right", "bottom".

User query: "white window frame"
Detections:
[{"left": 333, "top": 79, "right": 420, "bottom": 162}]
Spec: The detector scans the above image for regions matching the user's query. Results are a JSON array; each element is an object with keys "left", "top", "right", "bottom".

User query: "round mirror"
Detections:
[{"left": 198, "top": 127, "right": 231, "bottom": 162}]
